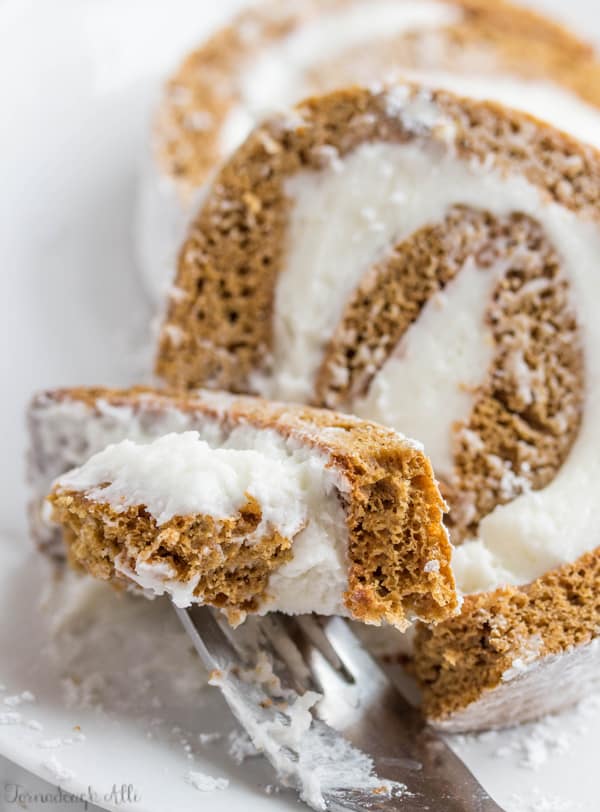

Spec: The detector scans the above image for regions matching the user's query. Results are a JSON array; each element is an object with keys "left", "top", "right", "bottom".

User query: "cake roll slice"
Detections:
[
  {"left": 33, "top": 387, "right": 456, "bottom": 629},
  {"left": 156, "top": 84, "right": 600, "bottom": 728},
  {"left": 138, "top": 0, "right": 600, "bottom": 302}
]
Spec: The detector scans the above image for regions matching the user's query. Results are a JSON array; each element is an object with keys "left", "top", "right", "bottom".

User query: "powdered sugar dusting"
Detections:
[
  {"left": 385, "top": 86, "right": 456, "bottom": 143},
  {"left": 228, "top": 729, "right": 258, "bottom": 765},
  {"left": 185, "top": 770, "right": 229, "bottom": 792},
  {"left": 197, "top": 730, "right": 222, "bottom": 746},
  {"left": 424, "top": 559, "right": 440, "bottom": 574},
  {"left": 42, "top": 755, "right": 75, "bottom": 782},
  {"left": 508, "top": 787, "right": 580, "bottom": 811},
  {"left": 502, "top": 635, "right": 544, "bottom": 682},
  {"left": 0, "top": 712, "right": 22, "bottom": 725},
  {"left": 38, "top": 733, "right": 86, "bottom": 750},
  {"left": 4, "top": 690, "right": 35, "bottom": 707},
  {"left": 450, "top": 691, "right": 600, "bottom": 777}
]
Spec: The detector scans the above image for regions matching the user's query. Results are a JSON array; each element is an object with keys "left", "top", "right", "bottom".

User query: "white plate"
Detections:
[{"left": 1, "top": 1, "right": 600, "bottom": 810}]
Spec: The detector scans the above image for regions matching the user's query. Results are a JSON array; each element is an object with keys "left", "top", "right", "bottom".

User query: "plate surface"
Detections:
[{"left": 1, "top": 1, "right": 600, "bottom": 810}]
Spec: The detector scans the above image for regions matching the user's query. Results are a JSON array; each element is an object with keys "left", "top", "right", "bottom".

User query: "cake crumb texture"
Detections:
[
  {"left": 156, "top": 0, "right": 600, "bottom": 192},
  {"left": 414, "top": 547, "right": 600, "bottom": 726},
  {"left": 40, "top": 387, "right": 457, "bottom": 628}
]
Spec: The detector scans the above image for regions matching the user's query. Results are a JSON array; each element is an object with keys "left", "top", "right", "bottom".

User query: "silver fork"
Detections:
[{"left": 176, "top": 606, "right": 505, "bottom": 812}]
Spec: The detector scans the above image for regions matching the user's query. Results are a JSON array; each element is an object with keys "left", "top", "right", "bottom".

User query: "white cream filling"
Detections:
[
  {"left": 56, "top": 431, "right": 310, "bottom": 529},
  {"left": 219, "top": 0, "right": 459, "bottom": 153},
  {"left": 137, "top": 1, "right": 458, "bottom": 303},
  {"left": 53, "top": 426, "right": 350, "bottom": 614},
  {"left": 29, "top": 396, "right": 219, "bottom": 498},
  {"left": 354, "top": 256, "right": 500, "bottom": 478},
  {"left": 138, "top": 0, "right": 600, "bottom": 304},
  {"left": 114, "top": 556, "right": 202, "bottom": 610},
  {"left": 261, "top": 132, "right": 600, "bottom": 594},
  {"left": 221, "top": 2, "right": 600, "bottom": 155}
]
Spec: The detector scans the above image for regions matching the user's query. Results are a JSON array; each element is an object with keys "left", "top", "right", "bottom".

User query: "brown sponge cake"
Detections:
[
  {"left": 138, "top": 0, "right": 600, "bottom": 302},
  {"left": 154, "top": 84, "right": 600, "bottom": 729},
  {"left": 31, "top": 386, "right": 456, "bottom": 630},
  {"left": 414, "top": 550, "right": 600, "bottom": 730},
  {"left": 158, "top": 0, "right": 600, "bottom": 193}
]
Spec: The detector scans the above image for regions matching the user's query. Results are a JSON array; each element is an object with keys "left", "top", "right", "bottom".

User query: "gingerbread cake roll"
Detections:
[
  {"left": 31, "top": 386, "right": 456, "bottom": 629},
  {"left": 137, "top": 0, "right": 600, "bottom": 303},
  {"left": 155, "top": 83, "right": 600, "bottom": 729}
]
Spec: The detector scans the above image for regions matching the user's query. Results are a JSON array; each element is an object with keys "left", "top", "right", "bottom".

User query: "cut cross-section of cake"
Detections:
[
  {"left": 34, "top": 387, "right": 456, "bottom": 629},
  {"left": 138, "top": 0, "right": 600, "bottom": 302},
  {"left": 154, "top": 84, "right": 600, "bottom": 729}
]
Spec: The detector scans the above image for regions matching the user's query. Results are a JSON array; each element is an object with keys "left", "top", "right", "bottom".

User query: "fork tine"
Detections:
[
  {"left": 177, "top": 605, "right": 506, "bottom": 812},
  {"left": 259, "top": 615, "right": 319, "bottom": 695},
  {"left": 177, "top": 604, "right": 239, "bottom": 672},
  {"left": 317, "top": 616, "right": 391, "bottom": 688},
  {"left": 276, "top": 615, "right": 356, "bottom": 684},
  {"left": 274, "top": 616, "right": 356, "bottom": 707},
  {"left": 297, "top": 616, "right": 356, "bottom": 682},
  {"left": 176, "top": 605, "right": 391, "bottom": 810}
]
